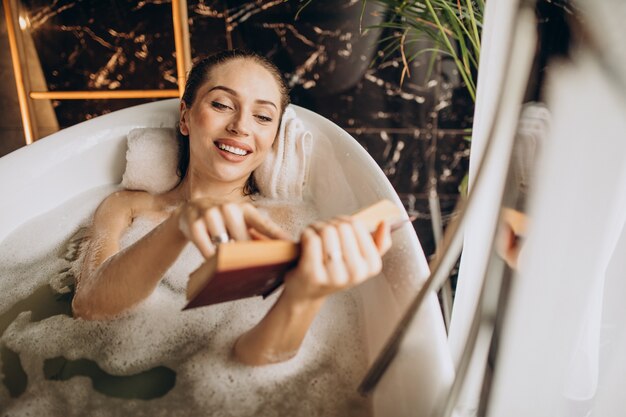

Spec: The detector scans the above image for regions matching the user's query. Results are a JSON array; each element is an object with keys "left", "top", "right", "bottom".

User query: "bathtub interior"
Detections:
[{"left": 0, "top": 100, "right": 452, "bottom": 416}]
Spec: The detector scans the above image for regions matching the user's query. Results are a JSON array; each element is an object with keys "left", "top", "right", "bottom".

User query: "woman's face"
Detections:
[{"left": 179, "top": 58, "right": 282, "bottom": 189}]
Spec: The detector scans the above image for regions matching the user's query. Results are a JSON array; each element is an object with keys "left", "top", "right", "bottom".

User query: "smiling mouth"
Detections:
[{"left": 215, "top": 142, "right": 250, "bottom": 156}]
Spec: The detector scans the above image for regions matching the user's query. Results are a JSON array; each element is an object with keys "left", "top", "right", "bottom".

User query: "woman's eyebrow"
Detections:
[{"left": 208, "top": 85, "right": 277, "bottom": 110}]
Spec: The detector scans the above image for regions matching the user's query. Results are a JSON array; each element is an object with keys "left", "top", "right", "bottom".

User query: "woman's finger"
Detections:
[
  {"left": 204, "top": 206, "right": 229, "bottom": 243},
  {"left": 300, "top": 227, "right": 328, "bottom": 283},
  {"left": 242, "top": 204, "right": 291, "bottom": 240},
  {"left": 189, "top": 218, "right": 216, "bottom": 258},
  {"left": 352, "top": 219, "right": 383, "bottom": 275},
  {"left": 300, "top": 227, "right": 324, "bottom": 266},
  {"left": 335, "top": 221, "right": 368, "bottom": 284},
  {"left": 283, "top": 228, "right": 327, "bottom": 300},
  {"left": 320, "top": 224, "right": 348, "bottom": 287},
  {"left": 249, "top": 228, "right": 272, "bottom": 240},
  {"left": 221, "top": 203, "right": 250, "bottom": 241}
]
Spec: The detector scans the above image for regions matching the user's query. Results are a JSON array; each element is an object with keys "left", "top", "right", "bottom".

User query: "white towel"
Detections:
[
  {"left": 121, "top": 107, "right": 312, "bottom": 200},
  {"left": 254, "top": 107, "right": 312, "bottom": 200}
]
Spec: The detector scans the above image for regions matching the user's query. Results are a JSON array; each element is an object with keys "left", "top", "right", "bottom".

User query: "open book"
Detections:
[{"left": 183, "top": 200, "right": 404, "bottom": 310}]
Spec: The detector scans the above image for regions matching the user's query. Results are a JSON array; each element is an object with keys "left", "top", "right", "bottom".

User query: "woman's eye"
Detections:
[
  {"left": 256, "top": 115, "right": 273, "bottom": 123},
  {"left": 211, "top": 101, "right": 230, "bottom": 110}
]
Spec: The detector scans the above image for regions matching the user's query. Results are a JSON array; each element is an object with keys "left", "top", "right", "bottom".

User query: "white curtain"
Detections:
[{"left": 487, "top": 47, "right": 626, "bottom": 416}]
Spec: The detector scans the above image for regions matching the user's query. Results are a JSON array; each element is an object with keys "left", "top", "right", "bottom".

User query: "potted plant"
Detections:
[{"left": 298, "top": 0, "right": 484, "bottom": 101}]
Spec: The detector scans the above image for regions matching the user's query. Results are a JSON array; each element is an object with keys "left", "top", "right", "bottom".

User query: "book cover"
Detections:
[{"left": 183, "top": 199, "right": 404, "bottom": 310}]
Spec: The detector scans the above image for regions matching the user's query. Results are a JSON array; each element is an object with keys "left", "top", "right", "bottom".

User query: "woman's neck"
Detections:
[{"left": 172, "top": 171, "right": 250, "bottom": 204}]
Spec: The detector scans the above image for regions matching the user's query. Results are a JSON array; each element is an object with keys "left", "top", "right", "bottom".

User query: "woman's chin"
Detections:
[
  {"left": 210, "top": 165, "right": 254, "bottom": 186},
  {"left": 192, "top": 155, "right": 261, "bottom": 188}
]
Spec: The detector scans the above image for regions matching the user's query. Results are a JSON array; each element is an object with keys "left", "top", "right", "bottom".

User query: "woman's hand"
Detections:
[
  {"left": 496, "top": 207, "right": 528, "bottom": 270},
  {"left": 233, "top": 217, "right": 393, "bottom": 365},
  {"left": 282, "top": 218, "right": 392, "bottom": 303},
  {"left": 176, "top": 200, "right": 290, "bottom": 258}
]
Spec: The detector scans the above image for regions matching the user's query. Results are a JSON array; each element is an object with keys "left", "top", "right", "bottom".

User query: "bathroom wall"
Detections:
[{"left": 7, "top": 0, "right": 473, "bottom": 258}]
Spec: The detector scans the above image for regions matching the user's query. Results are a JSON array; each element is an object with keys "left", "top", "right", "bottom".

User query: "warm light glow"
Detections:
[{"left": 18, "top": 16, "right": 28, "bottom": 30}]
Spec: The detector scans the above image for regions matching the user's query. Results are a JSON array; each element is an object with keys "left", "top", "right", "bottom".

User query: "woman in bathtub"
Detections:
[{"left": 71, "top": 49, "right": 392, "bottom": 366}]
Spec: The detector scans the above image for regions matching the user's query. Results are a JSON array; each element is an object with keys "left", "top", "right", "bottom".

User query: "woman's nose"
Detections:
[{"left": 226, "top": 112, "right": 251, "bottom": 136}]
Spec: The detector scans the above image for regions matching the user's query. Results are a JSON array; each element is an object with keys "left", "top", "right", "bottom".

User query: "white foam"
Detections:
[
  {"left": 254, "top": 196, "right": 321, "bottom": 240},
  {"left": 0, "top": 188, "right": 371, "bottom": 416},
  {"left": 0, "top": 185, "right": 115, "bottom": 316}
]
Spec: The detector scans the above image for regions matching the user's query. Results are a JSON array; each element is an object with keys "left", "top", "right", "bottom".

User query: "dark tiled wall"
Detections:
[{"left": 19, "top": 0, "right": 472, "bottom": 257}]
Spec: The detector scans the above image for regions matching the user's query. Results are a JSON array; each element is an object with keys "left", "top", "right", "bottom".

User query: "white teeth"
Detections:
[{"left": 217, "top": 143, "right": 248, "bottom": 156}]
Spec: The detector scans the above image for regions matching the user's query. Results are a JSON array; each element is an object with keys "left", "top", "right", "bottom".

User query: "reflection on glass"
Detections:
[{"left": 496, "top": 103, "right": 550, "bottom": 271}]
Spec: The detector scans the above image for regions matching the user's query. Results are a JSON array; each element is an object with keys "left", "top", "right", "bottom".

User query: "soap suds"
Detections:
[{"left": 0, "top": 187, "right": 371, "bottom": 416}]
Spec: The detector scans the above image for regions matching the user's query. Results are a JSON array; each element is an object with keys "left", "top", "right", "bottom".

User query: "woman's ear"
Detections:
[{"left": 179, "top": 101, "right": 190, "bottom": 136}]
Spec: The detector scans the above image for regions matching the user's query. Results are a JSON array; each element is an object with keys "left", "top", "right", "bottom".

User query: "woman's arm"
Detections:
[
  {"left": 72, "top": 191, "right": 189, "bottom": 320},
  {"left": 73, "top": 193, "right": 289, "bottom": 321},
  {"left": 233, "top": 219, "right": 392, "bottom": 365}
]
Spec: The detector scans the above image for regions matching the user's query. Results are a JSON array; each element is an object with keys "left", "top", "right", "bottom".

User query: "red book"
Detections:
[{"left": 183, "top": 200, "right": 404, "bottom": 310}]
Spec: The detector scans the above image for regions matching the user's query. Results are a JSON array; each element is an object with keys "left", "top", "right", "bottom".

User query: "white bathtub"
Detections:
[{"left": 0, "top": 99, "right": 452, "bottom": 416}]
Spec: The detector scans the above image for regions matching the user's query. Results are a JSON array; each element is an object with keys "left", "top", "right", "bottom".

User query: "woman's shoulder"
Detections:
[
  {"left": 94, "top": 189, "right": 167, "bottom": 228},
  {"left": 98, "top": 189, "right": 152, "bottom": 212},
  {"left": 91, "top": 190, "right": 139, "bottom": 229},
  {"left": 96, "top": 190, "right": 178, "bottom": 222}
]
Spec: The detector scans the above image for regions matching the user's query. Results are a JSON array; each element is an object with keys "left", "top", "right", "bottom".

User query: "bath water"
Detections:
[{"left": 0, "top": 186, "right": 371, "bottom": 416}]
